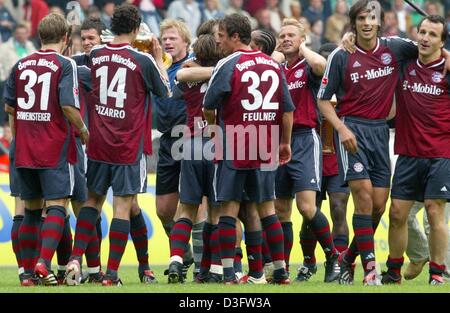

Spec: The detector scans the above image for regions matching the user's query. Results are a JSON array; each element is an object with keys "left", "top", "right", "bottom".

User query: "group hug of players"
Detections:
[{"left": 3, "top": 0, "right": 449, "bottom": 287}]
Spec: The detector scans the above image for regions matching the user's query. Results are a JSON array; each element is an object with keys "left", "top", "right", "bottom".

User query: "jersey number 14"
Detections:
[{"left": 96, "top": 66, "right": 127, "bottom": 108}]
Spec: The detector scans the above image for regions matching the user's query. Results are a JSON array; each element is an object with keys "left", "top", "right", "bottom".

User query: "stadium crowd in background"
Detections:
[{"left": 0, "top": 0, "right": 449, "bottom": 288}]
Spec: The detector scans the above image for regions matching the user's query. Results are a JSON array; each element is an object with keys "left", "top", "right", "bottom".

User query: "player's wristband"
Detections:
[{"left": 80, "top": 125, "right": 88, "bottom": 133}]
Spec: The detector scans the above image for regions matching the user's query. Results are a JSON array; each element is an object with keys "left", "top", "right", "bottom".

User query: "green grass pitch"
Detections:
[{"left": 0, "top": 264, "right": 448, "bottom": 293}]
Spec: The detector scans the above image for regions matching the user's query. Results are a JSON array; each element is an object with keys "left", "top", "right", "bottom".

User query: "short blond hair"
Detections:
[
  {"left": 38, "top": 13, "right": 69, "bottom": 44},
  {"left": 160, "top": 19, "right": 192, "bottom": 47},
  {"left": 281, "top": 18, "right": 306, "bottom": 40}
]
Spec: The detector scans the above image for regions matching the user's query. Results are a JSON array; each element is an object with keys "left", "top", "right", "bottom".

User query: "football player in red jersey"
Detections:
[
  {"left": 65, "top": 4, "right": 169, "bottom": 286},
  {"left": 276, "top": 18, "right": 340, "bottom": 283},
  {"left": 317, "top": 0, "right": 423, "bottom": 285},
  {"left": 4, "top": 13, "right": 88, "bottom": 286},
  {"left": 203, "top": 14, "right": 294, "bottom": 284},
  {"left": 381, "top": 15, "right": 450, "bottom": 286}
]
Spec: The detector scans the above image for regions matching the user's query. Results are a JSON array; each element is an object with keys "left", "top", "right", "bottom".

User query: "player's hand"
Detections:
[
  {"left": 80, "top": 128, "right": 89, "bottom": 145},
  {"left": 182, "top": 60, "right": 200, "bottom": 68},
  {"left": 337, "top": 125, "right": 357, "bottom": 153},
  {"left": 340, "top": 32, "right": 356, "bottom": 54},
  {"left": 150, "top": 36, "right": 164, "bottom": 64},
  {"left": 271, "top": 51, "right": 285, "bottom": 63},
  {"left": 278, "top": 143, "right": 291, "bottom": 166}
]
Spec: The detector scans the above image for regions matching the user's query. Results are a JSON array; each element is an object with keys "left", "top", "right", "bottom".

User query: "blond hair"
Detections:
[
  {"left": 281, "top": 18, "right": 306, "bottom": 40},
  {"left": 38, "top": 13, "right": 69, "bottom": 44},
  {"left": 160, "top": 19, "right": 192, "bottom": 47}
]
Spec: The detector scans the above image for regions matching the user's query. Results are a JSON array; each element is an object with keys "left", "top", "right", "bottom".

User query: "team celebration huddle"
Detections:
[{"left": 2, "top": 0, "right": 449, "bottom": 289}]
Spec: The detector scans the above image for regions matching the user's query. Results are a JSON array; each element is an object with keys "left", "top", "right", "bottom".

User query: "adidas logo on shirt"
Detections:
[
  {"left": 365, "top": 253, "right": 375, "bottom": 260},
  {"left": 310, "top": 179, "right": 316, "bottom": 184},
  {"left": 353, "top": 61, "right": 362, "bottom": 68},
  {"left": 409, "top": 69, "right": 416, "bottom": 76},
  {"left": 441, "top": 186, "right": 448, "bottom": 192}
]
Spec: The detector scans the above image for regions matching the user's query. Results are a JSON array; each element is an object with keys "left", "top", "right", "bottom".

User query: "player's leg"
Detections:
[
  {"left": 102, "top": 195, "right": 133, "bottom": 286},
  {"left": 404, "top": 202, "right": 429, "bottom": 280},
  {"left": 234, "top": 218, "right": 243, "bottom": 279},
  {"left": 207, "top": 207, "right": 223, "bottom": 283},
  {"left": 192, "top": 198, "right": 208, "bottom": 280},
  {"left": 130, "top": 196, "right": 156, "bottom": 284},
  {"left": 329, "top": 192, "right": 350, "bottom": 252},
  {"left": 156, "top": 133, "right": 192, "bottom": 268},
  {"left": 218, "top": 200, "right": 241, "bottom": 283},
  {"left": 167, "top": 202, "right": 199, "bottom": 283},
  {"left": 66, "top": 159, "right": 106, "bottom": 285},
  {"left": 55, "top": 199, "right": 73, "bottom": 284},
  {"left": 197, "top": 201, "right": 219, "bottom": 283},
  {"left": 380, "top": 198, "right": 414, "bottom": 284},
  {"left": 425, "top": 199, "right": 448, "bottom": 285},
  {"left": 274, "top": 198, "right": 293, "bottom": 274},
  {"left": 258, "top": 200, "right": 290, "bottom": 284},
  {"left": 239, "top": 203, "right": 265, "bottom": 284},
  {"left": 14, "top": 166, "right": 43, "bottom": 286},
  {"left": 274, "top": 160, "right": 294, "bottom": 279},
  {"left": 326, "top": 173, "right": 350, "bottom": 253},
  {"left": 9, "top": 142, "right": 26, "bottom": 283},
  {"left": 31, "top": 162, "right": 74, "bottom": 285},
  {"left": 296, "top": 190, "right": 339, "bottom": 283},
  {"left": 347, "top": 179, "right": 379, "bottom": 281},
  {"left": 11, "top": 197, "right": 25, "bottom": 283}
]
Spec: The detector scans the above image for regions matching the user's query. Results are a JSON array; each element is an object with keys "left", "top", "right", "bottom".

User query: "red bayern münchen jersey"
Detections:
[
  {"left": 318, "top": 37, "right": 417, "bottom": 119},
  {"left": 87, "top": 43, "right": 169, "bottom": 164},
  {"left": 4, "top": 50, "right": 79, "bottom": 168},
  {"left": 395, "top": 57, "right": 450, "bottom": 158},
  {"left": 283, "top": 58, "right": 322, "bottom": 129},
  {"left": 203, "top": 50, "right": 295, "bottom": 169},
  {"left": 173, "top": 80, "right": 208, "bottom": 137}
]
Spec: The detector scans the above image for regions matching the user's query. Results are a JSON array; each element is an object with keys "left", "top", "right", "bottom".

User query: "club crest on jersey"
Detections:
[
  {"left": 295, "top": 69, "right": 304, "bottom": 78},
  {"left": 381, "top": 53, "right": 392, "bottom": 65},
  {"left": 431, "top": 72, "right": 443, "bottom": 83},
  {"left": 353, "top": 162, "right": 364, "bottom": 173}
]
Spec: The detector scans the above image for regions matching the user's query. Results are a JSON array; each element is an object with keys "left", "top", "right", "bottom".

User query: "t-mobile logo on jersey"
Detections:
[
  {"left": 402, "top": 80, "right": 444, "bottom": 96},
  {"left": 350, "top": 66, "right": 394, "bottom": 84},
  {"left": 350, "top": 72, "right": 359, "bottom": 83}
]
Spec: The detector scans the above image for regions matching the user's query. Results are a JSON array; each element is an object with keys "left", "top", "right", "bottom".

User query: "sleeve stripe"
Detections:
[
  {"left": 317, "top": 47, "right": 341, "bottom": 99},
  {"left": 59, "top": 54, "right": 80, "bottom": 109}
]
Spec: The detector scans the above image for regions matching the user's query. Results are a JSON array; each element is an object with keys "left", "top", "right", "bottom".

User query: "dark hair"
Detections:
[
  {"left": 38, "top": 13, "right": 69, "bottom": 44},
  {"left": 197, "top": 19, "right": 219, "bottom": 37},
  {"left": 193, "top": 34, "right": 223, "bottom": 67},
  {"left": 319, "top": 43, "right": 338, "bottom": 59},
  {"left": 349, "top": 0, "right": 384, "bottom": 34},
  {"left": 219, "top": 14, "right": 252, "bottom": 45},
  {"left": 110, "top": 4, "right": 141, "bottom": 35},
  {"left": 417, "top": 15, "right": 448, "bottom": 43},
  {"left": 81, "top": 16, "right": 106, "bottom": 36},
  {"left": 251, "top": 30, "right": 277, "bottom": 55}
]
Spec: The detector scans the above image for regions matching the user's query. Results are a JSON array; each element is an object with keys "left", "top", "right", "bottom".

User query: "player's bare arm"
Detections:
[
  {"left": 176, "top": 67, "right": 213, "bottom": 82},
  {"left": 150, "top": 36, "right": 169, "bottom": 82},
  {"left": 204, "top": 108, "right": 216, "bottom": 126},
  {"left": 299, "top": 41, "right": 327, "bottom": 76},
  {"left": 318, "top": 99, "right": 357, "bottom": 153},
  {"left": 4, "top": 104, "right": 14, "bottom": 115},
  {"left": 62, "top": 106, "right": 89, "bottom": 145},
  {"left": 279, "top": 111, "right": 293, "bottom": 165}
]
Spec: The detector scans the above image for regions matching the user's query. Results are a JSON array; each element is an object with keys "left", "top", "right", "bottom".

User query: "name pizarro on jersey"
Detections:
[{"left": 95, "top": 104, "right": 126, "bottom": 119}]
